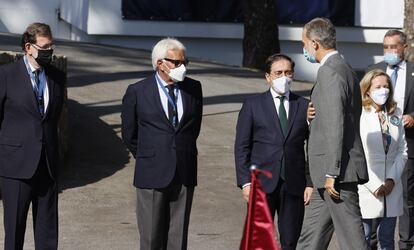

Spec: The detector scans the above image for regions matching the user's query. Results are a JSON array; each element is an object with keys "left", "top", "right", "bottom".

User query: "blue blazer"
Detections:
[
  {"left": 0, "top": 59, "right": 65, "bottom": 179},
  {"left": 121, "top": 74, "right": 203, "bottom": 188},
  {"left": 235, "top": 91, "right": 312, "bottom": 195}
]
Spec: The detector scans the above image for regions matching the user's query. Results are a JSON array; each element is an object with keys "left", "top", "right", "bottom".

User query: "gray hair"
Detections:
[
  {"left": 384, "top": 29, "right": 407, "bottom": 45},
  {"left": 304, "top": 18, "right": 336, "bottom": 49},
  {"left": 151, "top": 38, "right": 186, "bottom": 70}
]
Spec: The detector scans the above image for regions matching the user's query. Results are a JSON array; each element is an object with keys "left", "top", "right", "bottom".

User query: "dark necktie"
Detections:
[
  {"left": 166, "top": 84, "right": 177, "bottom": 127},
  {"left": 33, "top": 70, "right": 44, "bottom": 115},
  {"left": 391, "top": 65, "right": 399, "bottom": 89},
  {"left": 277, "top": 95, "right": 288, "bottom": 180},
  {"left": 278, "top": 96, "right": 288, "bottom": 135}
]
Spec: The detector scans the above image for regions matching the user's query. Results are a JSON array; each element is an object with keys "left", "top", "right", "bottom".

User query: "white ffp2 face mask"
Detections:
[
  {"left": 168, "top": 64, "right": 187, "bottom": 82},
  {"left": 370, "top": 88, "right": 389, "bottom": 106},
  {"left": 271, "top": 76, "right": 291, "bottom": 94}
]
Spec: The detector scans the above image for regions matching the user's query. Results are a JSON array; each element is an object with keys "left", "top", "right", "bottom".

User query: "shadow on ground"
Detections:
[{"left": 59, "top": 99, "right": 130, "bottom": 190}]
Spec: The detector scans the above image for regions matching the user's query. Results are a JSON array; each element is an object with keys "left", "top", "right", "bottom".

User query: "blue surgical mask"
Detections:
[
  {"left": 303, "top": 47, "right": 317, "bottom": 63},
  {"left": 384, "top": 52, "right": 401, "bottom": 66}
]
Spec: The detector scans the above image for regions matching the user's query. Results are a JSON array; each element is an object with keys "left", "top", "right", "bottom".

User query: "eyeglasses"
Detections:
[
  {"left": 270, "top": 70, "right": 294, "bottom": 78},
  {"left": 31, "top": 43, "right": 56, "bottom": 50},
  {"left": 164, "top": 58, "right": 189, "bottom": 67}
]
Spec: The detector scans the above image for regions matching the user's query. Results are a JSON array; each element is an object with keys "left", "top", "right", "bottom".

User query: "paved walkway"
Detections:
[{"left": 0, "top": 33, "right": 341, "bottom": 249}]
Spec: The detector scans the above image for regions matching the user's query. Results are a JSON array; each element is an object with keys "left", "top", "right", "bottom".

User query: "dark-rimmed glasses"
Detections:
[
  {"left": 31, "top": 43, "right": 56, "bottom": 50},
  {"left": 164, "top": 58, "right": 189, "bottom": 67}
]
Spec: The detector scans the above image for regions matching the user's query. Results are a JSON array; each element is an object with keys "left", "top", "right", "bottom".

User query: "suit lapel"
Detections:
[
  {"left": 18, "top": 59, "right": 42, "bottom": 117},
  {"left": 42, "top": 69, "right": 54, "bottom": 120},
  {"left": 363, "top": 108, "right": 384, "bottom": 154},
  {"left": 145, "top": 74, "right": 175, "bottom": 128},
  {"left": 262, "top": 91, "right": 283, "bottom": 137},
  {"left": 404, "top": 62, "right": 414, "bottom": 110},
  {"left": 285, "top": 93, "right": 299, "bottom": 140},
  {"left": 175, "top": 82, "right": 191, "bottom": 132}
]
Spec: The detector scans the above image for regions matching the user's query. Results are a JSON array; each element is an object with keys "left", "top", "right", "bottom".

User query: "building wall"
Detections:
[{"left": 0, "top": 0, "right": 403, "bottom": 81}]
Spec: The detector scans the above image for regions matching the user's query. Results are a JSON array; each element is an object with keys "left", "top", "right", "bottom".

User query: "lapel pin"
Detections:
[{"left": 390, "top": 115, "right": 402, "bottom": 126}]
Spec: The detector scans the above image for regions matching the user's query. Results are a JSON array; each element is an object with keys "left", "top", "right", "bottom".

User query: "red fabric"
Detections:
[{"left": 240, "top": 169, "right": 280, "bottom": 250}]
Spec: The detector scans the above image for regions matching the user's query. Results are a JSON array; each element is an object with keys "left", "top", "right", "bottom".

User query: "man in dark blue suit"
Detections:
[
  {"left": 121, "top": 38, "right": 203, "bottom": 250},
  {"left": 234, "top": 54, "right": 313, "bottom": 250},
  {"left": 0, "top": 23, "right": 64, "bottom": 250}
]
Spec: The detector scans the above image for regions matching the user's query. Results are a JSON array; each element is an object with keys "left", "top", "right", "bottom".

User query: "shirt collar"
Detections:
[
  {"left": 23, "top": 54, "right": 42, "bottom": 73},
  {"left": 320, "top": 51, "right": 339, "bottom": 65},
  {"left": 270, "top": 87, "right": 290, "bottom": 100},
  {"left": 388, "top": 60, "right": 406, "bottom": 70},
  {"left": 155, "top": 72, "right": 177, "bottom": 88}
]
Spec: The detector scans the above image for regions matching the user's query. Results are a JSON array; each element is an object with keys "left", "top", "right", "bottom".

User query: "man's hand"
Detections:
[
  {"left": 307, "top": 102, "right": 315, "bottom": 122},
  {"left": 242, "top": 185, "right": 250, "bottom": 203},
  {"left": 403, "top": 114, "right": 414, "bottom": 128},
  {"left": 325, "top": 177, "right": 340, "bottom": 199},
  {"left": 383, "top": 179, "right": 395, "bottom": 196},
  {"left": 303, "top": 187, "right": 313, "bottom": 205},
  {"left": 374, "top": 185, "right": 387, "bottom": 198}
]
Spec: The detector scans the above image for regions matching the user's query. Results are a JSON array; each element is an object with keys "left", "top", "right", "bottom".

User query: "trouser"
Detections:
[
  {"left": 266, "top": 179, "right": 304, "bottom": 250},
  {"left": 0, "top": 152, "right": 58, "bottom": 250},
  {"left": 296, "top": 184, "right": 368, "bottom": 250},
  {"left": 136, "top": 176, "right": 194, "bottom": 250}
]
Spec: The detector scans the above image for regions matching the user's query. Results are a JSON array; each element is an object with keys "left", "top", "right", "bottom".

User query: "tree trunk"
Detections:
[
  {"left": 405, "top": 0, "right": 414, "bottom": 62},
  {"left": 243, "top": 0, "right": 280, "bottom": 71}
]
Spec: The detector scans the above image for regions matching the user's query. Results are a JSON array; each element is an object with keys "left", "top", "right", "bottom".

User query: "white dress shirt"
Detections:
[
  {"left": 320, "top": 50, "right": 339, "bottom": 66},
  {"left": 386, "top": 60, "right": 406, "bottom": 113},
  {"left": 155, "top": 72, "right": 184, "bottom": 122},
  {"left": 270, "top": 87, "right": 290, "bottom": 118},
  {"left": 23, "top": 55, "right": 49, "bottom": 113}
]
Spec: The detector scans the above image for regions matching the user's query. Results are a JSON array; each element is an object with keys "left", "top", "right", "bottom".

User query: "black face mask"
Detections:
[{"left": 34, "top": 49, "right": 53, "bottom": 67}]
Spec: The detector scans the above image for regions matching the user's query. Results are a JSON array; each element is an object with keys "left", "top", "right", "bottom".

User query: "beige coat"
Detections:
[{"left": 358, "top": 106, "right": 407, "bottom": 219}]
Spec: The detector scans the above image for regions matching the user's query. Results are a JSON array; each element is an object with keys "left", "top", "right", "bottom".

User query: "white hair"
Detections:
[{"left": 151, "top": 38, "right": 186, "bottom": 70}]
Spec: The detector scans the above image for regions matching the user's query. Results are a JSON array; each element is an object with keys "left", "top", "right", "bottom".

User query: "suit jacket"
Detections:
[
  {"left": 309, "top": 53, "right": 368, "bottom": 188},
  {"left": 0, "top": 58, "right": 65, "bottom": 179},
  {"left": 121, "top": 74, "right": 203, "bottom": 189},
  {"left": 234, "top": 91, "right": 312, "bottom": 196},
  {"left": 367, "top": 61, "right": 414, "bottom": 158},
  {"left": 358, "top": 106, "right": 407, "bottom": 218}
]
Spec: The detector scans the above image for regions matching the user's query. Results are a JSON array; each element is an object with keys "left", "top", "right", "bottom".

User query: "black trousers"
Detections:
[
  {"left": 399, "top": 158, "right": 414, "bottom": 249},
  {"left": 0, "top": 151, "right": 58, "bottom": 250},
  {"left": 266, "top": 179, "right": 304, "bottom": 250}
]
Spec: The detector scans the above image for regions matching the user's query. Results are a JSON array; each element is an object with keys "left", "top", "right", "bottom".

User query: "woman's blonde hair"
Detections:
[{"left": 360, "top": 69, "right": 397, "bottom": 114}]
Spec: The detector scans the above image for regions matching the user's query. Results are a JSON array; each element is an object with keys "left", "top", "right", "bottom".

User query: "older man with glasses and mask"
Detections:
[
  {"left": 0, "top": 22, "right": 64, "bottom": 250},
  {"left": 121, "top": 38, "right": 203, "bottom": 250},
  {"left": 234, "top": 53, "right": 313, "bottom": 249}
]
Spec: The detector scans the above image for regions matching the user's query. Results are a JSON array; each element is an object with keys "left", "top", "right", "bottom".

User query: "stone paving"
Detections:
[{"left": 0, "top": 33, "right": 353, "bottom": 249}]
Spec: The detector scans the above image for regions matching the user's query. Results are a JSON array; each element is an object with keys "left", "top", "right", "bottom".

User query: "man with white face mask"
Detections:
[
  {"left": 367, "top": 30, "right": 414, "bottom": 250},
  {"left": 235, "top": 54, "right": 313, "bottom": 249},
  {"left": 121, "top": 38, "right": 203, "bottom": 250}
]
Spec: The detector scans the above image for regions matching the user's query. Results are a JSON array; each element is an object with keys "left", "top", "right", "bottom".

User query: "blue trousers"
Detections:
[{"left": 363, "top": 217, "right": 396, "bottom": 250}]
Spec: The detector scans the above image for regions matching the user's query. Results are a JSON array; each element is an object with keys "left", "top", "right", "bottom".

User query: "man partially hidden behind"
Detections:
[
  {"left": 367, "top": 30, "right": 414, "bottom": 250},
  {"left": 121, "top": 38, "right": 203, "bottom": 249},
  {"left": 0, "top": 23, "right": 65, "bottom": 250},
  {"left": 234, "top": 54, "right": 313, "bottom": 249},
  {"left": 297, "top": 17, "right": 369, "bottom": 249}
]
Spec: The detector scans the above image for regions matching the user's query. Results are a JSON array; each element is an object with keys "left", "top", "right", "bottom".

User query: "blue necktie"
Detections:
[
  {"left": 33, "top": 70, "right": 44, "bottom": 115},
  {"left": 391, "top": 65, "right": 399, "bottom": 89},
  {"left": 166, "top": 84, "right": 177, "bottom": 127}
]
